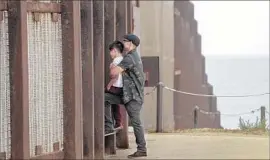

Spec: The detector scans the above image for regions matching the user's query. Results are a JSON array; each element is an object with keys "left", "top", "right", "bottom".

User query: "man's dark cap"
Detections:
[
  {"left": 109, "top": 40, "right": 124, "bottom": 53},
  {"left": 123, "top": 34, "right": 140, "bottom": 47}
]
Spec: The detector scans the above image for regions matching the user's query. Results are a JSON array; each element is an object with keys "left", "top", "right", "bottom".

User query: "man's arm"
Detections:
[{"left": 110, "top": 55, "right": 134, "bottom": 76}]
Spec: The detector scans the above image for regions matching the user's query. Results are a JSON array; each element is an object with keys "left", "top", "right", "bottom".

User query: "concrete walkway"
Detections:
[{"left": 108, "top": 132, "right": 269, "bottom": 159}]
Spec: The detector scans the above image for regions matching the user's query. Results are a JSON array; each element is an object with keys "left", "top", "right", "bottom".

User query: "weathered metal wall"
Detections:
[
  {"left": 27, "top": 12, "right": 63, "bottom": 156},
  {"left": 139, "top": 1, "right": 175, "bottom": 132},
  {"left": 0, "top": 1, "right": 132, "bottom": 159},
  {"left": 0, "top": 11, "right": 11, "bottom": 159},
  {"left": 174, "top": 1, "right": 220, "bottom": 129},
  {"left": 174, "top": 1, "right": 195, "bottom": 128},
  {"left": 0, "top": 1, "right": 84, "bottom": 159}
]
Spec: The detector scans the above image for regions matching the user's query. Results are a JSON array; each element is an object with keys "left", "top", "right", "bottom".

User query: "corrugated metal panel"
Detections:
[
  {"left": 27, "top": 12, "right": 63, "bottom": 156},
  {"left": 0, "top": 11, "right": 11, "bottom": 160}
]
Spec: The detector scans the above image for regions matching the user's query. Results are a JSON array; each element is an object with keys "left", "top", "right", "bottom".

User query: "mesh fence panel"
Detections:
[
  {"left": 0, "top": 11, "right": 11, "bottom": 160},
  {"left": 27, "top": 12, "right": 63, "bottom": 157}
]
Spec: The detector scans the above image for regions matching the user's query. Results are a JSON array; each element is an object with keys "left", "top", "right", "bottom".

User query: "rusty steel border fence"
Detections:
[{"left": 0, "top": 0, "right": 132, "bottom": 159}]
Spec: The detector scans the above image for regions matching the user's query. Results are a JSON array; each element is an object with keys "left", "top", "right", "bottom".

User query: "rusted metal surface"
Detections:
[
  {"left": 1, "top": 1, "right": 60, "bottom": 12},
  {"left": 118, "top": 104, "right": 129, "bottom": 147},
  {"left": 210, "top": 96, "right": 217, "bottom": 112},
  {"left": 141, "top": 57, "right": 159, "bottom": 87},
  {"left": 0, "top": 11, "right": 3, "bottom": 21},
  {"left": 204, "top": 74, "right": 208, "bottom": 84},
  {"left": 8, "top": 1, "right": 30, "bottom": 159},
  {"left": 201, "top": 55, "right": 205, "bottom": 84},
  {"left": 0, "top": 1, "right": 7, "bottom": 11},
  {"left": 80, "top": 1, "right": 95, "bottom": 159},
  {"left": 173, "top": 1, "right": 220, "bottom": 129},
  {"left": 127, "top": 1, "right": 132, "bottom": 33},
  {"left": 61, "top": 1, "right": 83, "bottom": 159},
  {"left": 1, "top": 0, "right": 138, "bottom": 158},
  {"left": 92, "top": 1, "right": 105, "bottom": 159},
  {"left": 104, "top": 1, "right": 115, "bottom": 85},
  {"left": 175, "top": 1, "right": 186, "bottom": 20},
  {"left": 1, "top": 1, "right": 61, "bottom": 12},
  {"left": 35, "top": 145, "right": 42, "bottom": 156},
  {"left": 0, "top": 152, "right": 6, "bottom": 159},
  {"left": 120, "top": 0, "right": 133, "bottom": 147},
  {"left": 195, "top": 33, "right": 201, "bottom": 55},
  {"left": 115, "top": 1, "right": 129, "bottom": 149},
  {"left": 190, "top": 19, "right": 197, "bottom": 37},
  {"left": 174, "top": 1, "right": 196, "bottom": 129},
  {"left": 173, "top": 5, "right": 182, "bottom": 72},
  {"left": 27, "top": 2, "right": 61, "bottom": 13},
  {"left": 206, "top": 84, "right": 215, "bottom": 113},
  {"left": 116, "top": 1, "right": 127, "bottom": 39},
  {"left": 105, "top": 134, "right": 116, "bottom": 155},
  {"left": 30, "top": 151, "right": 64, "bottom": 159},
  {"left": 186, "top": 1, "right": 194, "bottom": 21},
  {"left": 104, "top": 1, "right": 118, "bottom": 154}
]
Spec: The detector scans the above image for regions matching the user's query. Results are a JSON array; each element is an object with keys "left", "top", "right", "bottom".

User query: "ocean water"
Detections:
[{"left": 205, "top": 55, "right": 270, "bottom": 129}]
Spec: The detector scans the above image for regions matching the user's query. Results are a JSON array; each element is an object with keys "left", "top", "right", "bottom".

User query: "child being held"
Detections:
[{"left": 106, "top": 40, "right": 124, "bottom": 129}]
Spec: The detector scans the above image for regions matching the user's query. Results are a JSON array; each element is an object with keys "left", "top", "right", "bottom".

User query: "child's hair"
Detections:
[{"left": 109, "top": 40, "right": 124, "bottom": 53}]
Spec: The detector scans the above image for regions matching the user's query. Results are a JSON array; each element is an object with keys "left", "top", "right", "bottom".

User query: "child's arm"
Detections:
[{"left": 106, "top": 73, "right": 119, "bottom": 90}]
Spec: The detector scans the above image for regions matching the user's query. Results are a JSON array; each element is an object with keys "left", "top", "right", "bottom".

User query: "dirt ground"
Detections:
[{"left": 108, "top": 132, "right": 269, "bottom": 159}]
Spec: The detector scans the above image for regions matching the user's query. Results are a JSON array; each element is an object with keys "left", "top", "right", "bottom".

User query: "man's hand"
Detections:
[
  {"left": 110, "top": 66, "right": 124, "bottom": 77},
  {"left": 110, "top": 63, "right": 116, "bottom": 69}
]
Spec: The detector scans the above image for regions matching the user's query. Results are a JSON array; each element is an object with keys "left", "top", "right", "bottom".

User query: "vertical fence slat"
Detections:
[
  {"left": 104, "top": 0, "right": 115, "bottom": 84},
  {"left": 127, "top": 1, "right": 132, "bottom": 33},
  {"left": 115, "top": 1, "right": 129, "bottom": 149},
  {"left": 93, "top": 1, "right": 105, "bottom": 159},
  {"left": 61, "top": 1, "right": 83, "bottom": 159},
  {"left": 8, "top": 1, "right": 30, "bottom": 159},
  {"left": 81, "top": 1, "right": 95, "bottom": 159}
]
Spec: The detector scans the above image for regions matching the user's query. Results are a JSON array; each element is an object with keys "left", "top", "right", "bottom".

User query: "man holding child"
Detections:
[{"left": 104, "top": 34, "right": 147, "bottom": 158}]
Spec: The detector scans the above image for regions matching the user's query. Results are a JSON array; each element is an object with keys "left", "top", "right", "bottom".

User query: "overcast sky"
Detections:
[{"left": 192, "top": 1, "right": 269, "bottom": 56}]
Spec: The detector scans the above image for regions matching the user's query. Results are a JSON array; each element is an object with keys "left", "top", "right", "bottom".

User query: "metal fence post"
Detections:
[
  {"left": 115, "top": 1, "right": 129, "bottom": 149},
  {"left": 81, "top": 1, "right": 95, "bottom": 159},
  {"left": 156, "top": 83, "right": 163, "bottom": 133},
  {"left": 93, "top": 1, "right": 105, "bottom": 159},
  {"left": 8, "top": 1, "right": 30, "bottom": 159},
  {"left": 104, "top": 0, "right": 115, "bottom": 85},
  {"left": 260, "top": 106, "right": 266, "bottom": 127},
  {"left": 193, "top": 108, "right": 198, "bottom": 128},
  {"left": 61, "top": 1, "right": 83, "bottom": 159}
]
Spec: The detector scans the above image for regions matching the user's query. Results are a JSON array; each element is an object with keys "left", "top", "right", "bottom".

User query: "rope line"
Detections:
[
  {"left": 173, "top": 106, "right": 262, "bottom": 118},
  {"left": 144, "top": 85, "right": 157, "bottom": 96},
  {"left": 144, "top": 82, "right": 270, "bottom": 98},
  {"left": 195, "top": 106, "right": 261, "bottom": 116},
  {"left": 143, "top": 82, "right": 269, "bottom": 117}
]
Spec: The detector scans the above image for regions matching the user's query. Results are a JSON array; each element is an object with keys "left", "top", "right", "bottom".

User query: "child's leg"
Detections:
[
  {"left": 107, "top": 86, "right": 123, "bottom": 128},
  {"left": 112, "top": 104, "right": 122, "bottom": 128}
]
